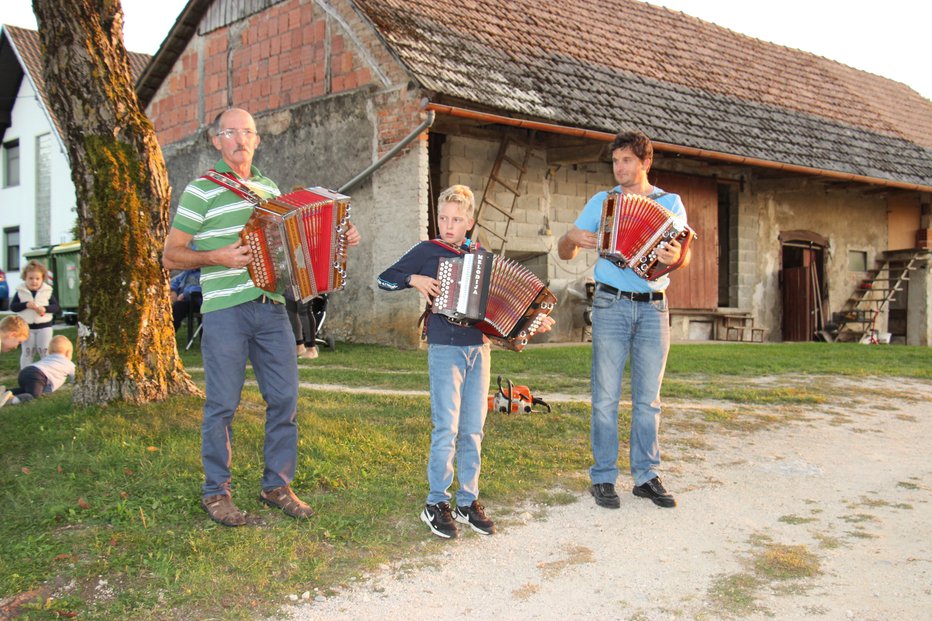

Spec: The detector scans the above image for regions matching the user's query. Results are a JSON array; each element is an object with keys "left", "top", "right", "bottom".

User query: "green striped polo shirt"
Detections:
[{"left": 171, "top": 160, "right": 283, "bottom": 314}]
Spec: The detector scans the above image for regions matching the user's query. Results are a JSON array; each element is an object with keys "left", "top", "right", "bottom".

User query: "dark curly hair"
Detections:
[{"left": 609, "top": 130, "right": 653, "bottom": 162}]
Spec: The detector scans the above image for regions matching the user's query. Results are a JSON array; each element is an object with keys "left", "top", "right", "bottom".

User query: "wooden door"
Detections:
[
  {"left": 782, "top": 247, "right": 814, "bottom": 341},
  {"left": 651, "top": 171, "right": 718, "bottom": 310}
]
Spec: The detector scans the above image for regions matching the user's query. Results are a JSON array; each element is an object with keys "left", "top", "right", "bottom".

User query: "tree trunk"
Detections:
[{"left": 33, "top": 0, "right": 199, "bottom": 404}]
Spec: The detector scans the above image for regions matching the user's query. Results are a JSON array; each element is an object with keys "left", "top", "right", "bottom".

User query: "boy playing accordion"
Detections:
[{"left": 378, "top": 185, "right": 553, "bottom": 538}]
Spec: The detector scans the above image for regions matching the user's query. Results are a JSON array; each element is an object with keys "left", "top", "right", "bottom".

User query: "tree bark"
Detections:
[{"left": 33, "top": 0, "right": 199, "bottom": 404}]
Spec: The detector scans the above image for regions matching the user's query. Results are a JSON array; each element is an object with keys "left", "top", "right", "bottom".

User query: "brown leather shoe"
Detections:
[
  {"left": 201, "top": 494, "right": 246, "bottom": 526},
  {"left": 259, "top": 485, "right": 315, "bottom": 519}
]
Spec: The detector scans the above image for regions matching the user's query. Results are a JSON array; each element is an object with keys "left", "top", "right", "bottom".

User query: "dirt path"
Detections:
[{"left": 276, "top": 377, "right": 932, "bottom": 621}]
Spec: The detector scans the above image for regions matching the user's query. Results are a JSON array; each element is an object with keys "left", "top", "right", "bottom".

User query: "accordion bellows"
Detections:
[
  {"left": 240, "top": 187, "right": 351, "bottom": 302},
  {"left": 598, "top": 191, "right": 695, "bottom": 280},
  {"left": 433, "top": 247, "right": 557, "bottom": 351}
]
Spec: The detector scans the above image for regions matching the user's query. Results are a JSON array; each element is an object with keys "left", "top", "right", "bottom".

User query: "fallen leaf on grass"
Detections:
[{"left": 77, "top": 498, "right": 90, "bottom": 510}]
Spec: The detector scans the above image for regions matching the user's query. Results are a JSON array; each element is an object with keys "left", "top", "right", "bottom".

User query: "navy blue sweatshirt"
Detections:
[{"left": 377, "top": 239, "right": 487, "bottom": 346}]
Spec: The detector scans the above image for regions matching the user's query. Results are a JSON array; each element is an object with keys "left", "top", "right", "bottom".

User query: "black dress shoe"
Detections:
[
  {"left": 633, "top": 477, "right": 676, "bottom": 508},
  {"left": 590, "top": 482, "right": 620, "bottom": 509}
]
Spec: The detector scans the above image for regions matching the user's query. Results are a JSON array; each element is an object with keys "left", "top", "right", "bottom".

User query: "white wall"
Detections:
[{"left": 0, "top": 76, "right": 77, "bottom": 292}]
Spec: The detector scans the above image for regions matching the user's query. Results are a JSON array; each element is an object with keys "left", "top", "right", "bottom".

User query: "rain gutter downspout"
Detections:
[
  {"left": 425, "top": 102, "right": 932, "bottom": 193},
  {"left": 338, "top": 111, "right": 435, "bottom": 194}
]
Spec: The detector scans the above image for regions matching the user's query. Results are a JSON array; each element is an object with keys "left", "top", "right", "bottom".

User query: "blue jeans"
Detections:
[
  {"left": 590, "top": 290, "right": 670, "bottom": 487},
  {"left": 200, "top": 300, "right": 299, "bottom": 498},
  {"left": 426, "top": 343, "right": 490, "bottom": 506}
]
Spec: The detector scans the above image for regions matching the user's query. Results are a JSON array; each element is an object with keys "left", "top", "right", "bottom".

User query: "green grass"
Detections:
[{"left": 1, "top": 336, "right": 929, "bottom": 619}]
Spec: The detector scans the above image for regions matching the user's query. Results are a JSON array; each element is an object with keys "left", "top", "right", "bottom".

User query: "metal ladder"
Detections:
[{"left": 470, "top": 132, "right": 535, "bottom": 254}]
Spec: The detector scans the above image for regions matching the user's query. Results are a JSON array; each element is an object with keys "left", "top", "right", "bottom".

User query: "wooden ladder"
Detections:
[
  {"left": 834, "top": 250, "right": 929, "bottom": 342},
  {"left": 470, "top": 132, "right": 535, "bottom": 254}
]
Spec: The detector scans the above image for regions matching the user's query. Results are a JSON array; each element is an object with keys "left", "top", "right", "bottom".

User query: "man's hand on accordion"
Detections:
[
  {"left": 216, "top": 241, "right": 253, "bottom": 269},
  {"left": 408, "top": 274, "right": 441, "bottom": 304},
  {"left": 655, "top": 238, "right": 683, "bottom": 267},
  {"left": 557, "top": 226, "right": 598, "bottom": 260},
  {"left": 344, "top": 222, "right": 362, "bottom": 247},
  {"left": 536, "top": 314, "right": 556, "bottom": 334}
]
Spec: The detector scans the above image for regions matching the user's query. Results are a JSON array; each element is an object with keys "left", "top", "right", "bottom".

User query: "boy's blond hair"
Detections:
[
  {"left": 49, "top": 335, "right": 74, "bottom": 358},
  {"left": 0, "top": 315, "right": 29, "bottom": 340},
  {"left": 21, "top": 259, "right": 49, "bottom": 281},
  {"left": 436, "top": 185, "right": 476, "bottom": 220}
]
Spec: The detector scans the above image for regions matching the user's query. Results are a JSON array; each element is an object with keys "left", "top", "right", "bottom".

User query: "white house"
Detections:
[{"left": 0, "top": 24, "right": 149, "bottom": 298}]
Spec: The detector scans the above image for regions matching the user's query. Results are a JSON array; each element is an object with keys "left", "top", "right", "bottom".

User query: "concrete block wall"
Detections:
[{"left": 438, "top": 134, "right": 613, "bottom": 343}]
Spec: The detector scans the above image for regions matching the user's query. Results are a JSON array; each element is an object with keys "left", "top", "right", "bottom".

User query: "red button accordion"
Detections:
[
  {"left": 432, "top": 246, "right": 557, "bottom": 351},
  {"left": 598, "top": 191, "right": 695, "bottom": 280},
  {"left": 240, "top": 186, "right": 351, "bottom": 302}
]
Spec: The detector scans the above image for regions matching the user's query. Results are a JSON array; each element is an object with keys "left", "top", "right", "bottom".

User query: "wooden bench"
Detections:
[{"left": 719, "top": 313, "right": 765, "bottom": 342}]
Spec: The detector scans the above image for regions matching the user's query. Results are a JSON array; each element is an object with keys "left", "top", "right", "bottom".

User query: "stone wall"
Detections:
[
  {"left": 739, "top": 178, "right": 889, "bottom": 340},
  {"left": 435, "top": 133, "right": 613, "bottom": 345}
]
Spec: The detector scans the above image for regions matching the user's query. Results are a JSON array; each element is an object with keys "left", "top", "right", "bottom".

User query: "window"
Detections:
[
  {"left": 5, "top": 228, "right": 20, "bottom": 272},
  {"left": 847, "top": 250, "right": 868, "bottom": 272},
  {"left": 3, "top": 140, "right": 20, "bottom": 187}
]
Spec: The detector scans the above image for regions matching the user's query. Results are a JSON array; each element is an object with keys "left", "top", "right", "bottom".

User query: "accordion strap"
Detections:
[
  {"left": 417, "top": 303, "right": 431, "bottom": 340},
  {"left": 200, "top": 170, "right": 264, "bottom": 205},
  {"left": 428, "top": 239, "right": 467, "bottom": 254}
]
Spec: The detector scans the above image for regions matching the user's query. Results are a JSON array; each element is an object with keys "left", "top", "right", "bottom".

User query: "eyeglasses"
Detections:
[{"left": 216, "top": 128, "right": 258, "bottom": 139}]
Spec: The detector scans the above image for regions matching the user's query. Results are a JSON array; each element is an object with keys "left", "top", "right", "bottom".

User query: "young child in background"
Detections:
[
  {"left": 11, "top": 260, "right": 60, "bottom": 368},
  {"left": 0, "top": 315, "right": 30, "bottom": 354},
  {"left": 377, "top": 184, "right": 554, "bottom": 539},
  {"left": 0, "top": 315, "right": 30, "bottom": 407},
  {"left": 1, "top": 334, "right": 75, "bottom": 406}
]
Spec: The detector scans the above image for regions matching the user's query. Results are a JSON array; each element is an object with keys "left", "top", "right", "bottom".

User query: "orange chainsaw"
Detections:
[{"left": 488, "top": 375, "right": 551, "bottom": 414}]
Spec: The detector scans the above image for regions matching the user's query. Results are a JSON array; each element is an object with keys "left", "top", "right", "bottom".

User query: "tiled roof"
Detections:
[
  {"left": 354, "top": 0, "right": 932, "bottom": 187},
  {"left": 2, "top": 25, "right": 151, "bottom": 144}
]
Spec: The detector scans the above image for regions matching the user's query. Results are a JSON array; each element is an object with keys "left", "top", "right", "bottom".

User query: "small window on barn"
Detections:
[{"left": 847, "top": 250, "right": 868, "bottom": 272}]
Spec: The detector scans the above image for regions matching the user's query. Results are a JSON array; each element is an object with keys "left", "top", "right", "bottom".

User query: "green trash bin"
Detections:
[
  {"left": 50, "top": 241, "right": 81, "bottom": 324},
  {"left": 23, "top": 245, "right": 54, "bottom": 268}
]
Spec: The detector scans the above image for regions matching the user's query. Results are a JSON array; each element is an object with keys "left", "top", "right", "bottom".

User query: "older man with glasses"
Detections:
[{"left": 163, "top": 108, "right": 360, "bottom": 526}]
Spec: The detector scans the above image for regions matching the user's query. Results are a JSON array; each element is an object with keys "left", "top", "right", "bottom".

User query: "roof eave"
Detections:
[{"left": 426, "top": 102, "right": 932, "bottom": 193}]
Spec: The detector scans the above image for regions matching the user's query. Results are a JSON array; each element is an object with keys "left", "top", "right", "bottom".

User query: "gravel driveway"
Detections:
[{"left": 275, "top": 376, "right": 932, "bottom": 621}]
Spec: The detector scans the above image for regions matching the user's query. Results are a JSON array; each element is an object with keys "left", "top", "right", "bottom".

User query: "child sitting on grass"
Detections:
[
  {"left": 1, "top": 334, "right": 75, "bottom": 406},
  {"left": 0, "top": 315, "right": 29, "bottom": 354}
]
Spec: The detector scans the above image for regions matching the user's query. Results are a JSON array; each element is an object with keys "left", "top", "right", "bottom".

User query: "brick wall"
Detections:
[{"left": 147, "top": 0, "right": 414, "bottom": 150}]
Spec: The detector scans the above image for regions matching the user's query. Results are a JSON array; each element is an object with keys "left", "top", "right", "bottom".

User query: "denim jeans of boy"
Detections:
[
  {"left": 426, "top": 343, "right": 490, "bottom": 507},
  {"left": 200, "top": 300, "right": 299, "bottom": 498},
  {"left": 590, "top": 290, "right": 670, "bottom": 487}
]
